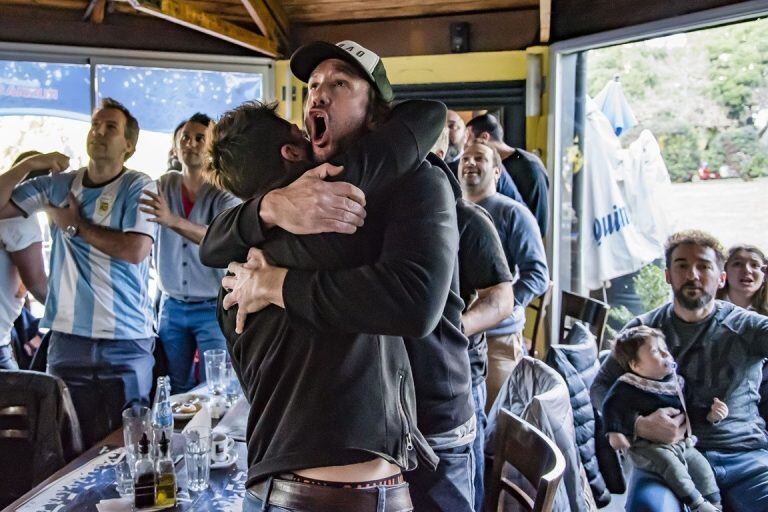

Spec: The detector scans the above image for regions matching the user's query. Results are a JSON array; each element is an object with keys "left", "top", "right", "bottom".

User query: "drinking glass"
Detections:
[
  {"left": 122, "top": 405, "right": 151, "bottom": 474},
  {"left": 114, "top": 456, "right": 134, "bottom": 498},
  {"left": 183, "top": 426, "right": 211, "bottom": 492},
  {"left": 224, "top": 361, "right": 241, "bottom": 406},
  {"left": 204, "top": 349, "right": 227, "bottom": 396}
]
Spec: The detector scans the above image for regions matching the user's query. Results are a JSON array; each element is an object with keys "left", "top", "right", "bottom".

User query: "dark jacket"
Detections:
[
  {"left": 547, "top": 338, "right": 611, "bottom": 507},
  {"left": 591, "top": 301, "right": 768, "bottom": 452},
  {"left": 501, "top": 148, "right": 549, "bottom": 237},
  {"left": 201, "top": 101, "right": 449, "bottom": 485},
  {"left": 278, "top": 154, "right": 475, "bottom": 438},
  {"left": 456, "top": 199, "right": 513, "bottom": 387}
]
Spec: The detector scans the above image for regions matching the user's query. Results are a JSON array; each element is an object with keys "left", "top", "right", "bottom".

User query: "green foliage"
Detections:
[
  {"left": 608, "top": 304, "right": 635, "bottom": 328},
  {"left": 586, "top": 18, "right": 768, "bottom": 184},
  {"left": 587, "top": 45, "right": 662, "bottom": 100},
  {"left": 744, "top": 152, "right": 768, "bottom": 180},
  {"left": 701, "top": 20, "right": 768, "bottom": 121},
  {"left": 658, "top": 128, "right": 701, "bottom": 182},
  {"left": 705, "top": 125, "right": 768, "bottom": 179},
  {"left": 633, "top": 264, "right": 669, "bottom": 311}
]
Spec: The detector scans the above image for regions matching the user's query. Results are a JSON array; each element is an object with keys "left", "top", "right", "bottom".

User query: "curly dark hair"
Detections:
[
  {"left": 204, "top": 101, "right": 296, "bottom": 199},
  {"left": 664, "top": 230, "right": 725, "bottom": 270}
]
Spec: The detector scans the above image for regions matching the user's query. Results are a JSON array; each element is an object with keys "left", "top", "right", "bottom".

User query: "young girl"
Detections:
[{"left": 717, "top": 244, "right": 767, "bottom": 315}]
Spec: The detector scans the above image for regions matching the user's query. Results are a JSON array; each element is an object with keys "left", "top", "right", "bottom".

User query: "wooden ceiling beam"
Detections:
[
  {"left": 84, "top": 0, "right": 107, "bottom": 23},
  {"left": 539, "top": 0, "right": 551, "bottom": 43},
  {"left": 282, "top": 0, "right": 538, "bottom": 24},
  {"left": 240, "top": 0, "right": 288, "bottom": 45},
  {"left": 123, "top": 0, "right": 278, "bottom": 56},
  {"left": 261, "top": 0, "right": 290, "bottom": 36}
]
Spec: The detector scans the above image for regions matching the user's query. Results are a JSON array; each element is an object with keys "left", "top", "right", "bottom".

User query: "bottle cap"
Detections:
[
  {"left": 139, "top": 432, "right": 150, "bottom": 454},
  {"left": 159, "top": 431, "right": 169, "bottom": 455}
]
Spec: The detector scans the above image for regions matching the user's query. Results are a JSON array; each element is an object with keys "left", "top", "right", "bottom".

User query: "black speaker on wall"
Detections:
[{"left": 450, "top": 22, "right": 470, "bottom": 53}]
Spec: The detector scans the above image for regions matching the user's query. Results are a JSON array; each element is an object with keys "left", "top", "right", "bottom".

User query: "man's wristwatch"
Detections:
[{"left": 65, "top": 224, "right": 78, "bottom": 238}]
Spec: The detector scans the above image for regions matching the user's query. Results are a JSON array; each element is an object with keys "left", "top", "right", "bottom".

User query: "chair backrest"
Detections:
[
  {"left": 485, "top": 408, "right": 566, "bottom": 512},
  {"left": 524, "top": 281, "right": 554, "bottom": 359},
  {"left": 0, "top": 370, "right": 83, "bottom": 508},
  {"left": 559, "top": 291, "right": 609, "bottom": 349}
]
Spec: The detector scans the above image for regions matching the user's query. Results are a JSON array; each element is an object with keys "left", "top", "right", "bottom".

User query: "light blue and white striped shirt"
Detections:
[{"left": 11, "top": 167, "right": 157, "bottom": 340}]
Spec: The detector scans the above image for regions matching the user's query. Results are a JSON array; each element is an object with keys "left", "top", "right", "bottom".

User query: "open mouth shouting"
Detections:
[{"left": 308, "top": 109, "right": 330, "bottom": 150}]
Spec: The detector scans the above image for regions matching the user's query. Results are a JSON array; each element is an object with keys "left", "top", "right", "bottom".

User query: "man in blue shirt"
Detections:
[
  {"left": 0, "top": 98, "right": 157, "bottom": 447},
  {"left": 139, "top": 113, "right": 240, "bottom": 393},
  {"left": 459, "top": 140, "right": 549, "bottom": 410},
  {"left": 466, "top": 113, "right": 550, "bottom": 237}
]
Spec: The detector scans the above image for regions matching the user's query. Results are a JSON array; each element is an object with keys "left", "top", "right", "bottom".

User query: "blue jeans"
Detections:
[
  {"left": 471, "top": 383, "right": 487, "bottom": 512},
  {"left": 626, "top": 449, "right": 768, "bottom": 512},
  {"left": 704, "top": 448, "right": 768, "bottom": 511},
  {"left": 404, "top": 441, "right": 475, "bottom": 512},
  {"left": 47, "top": 331, "right": 154, "bottom": 447},
  {"left": 0, "top": 344, "right": 18, "bottom": 370},
  {"left": 158, "top": 296, "right": 227, "bottom": 393}
]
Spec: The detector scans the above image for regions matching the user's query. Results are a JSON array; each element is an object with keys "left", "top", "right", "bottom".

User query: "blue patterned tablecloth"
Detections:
[{"left": 16, "top": 437, "right": 248, "bottom": 512}]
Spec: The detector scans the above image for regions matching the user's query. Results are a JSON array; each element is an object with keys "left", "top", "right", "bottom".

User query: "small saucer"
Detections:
[{"left": 210, "top": 451, "right": 238, "bottom": 469}]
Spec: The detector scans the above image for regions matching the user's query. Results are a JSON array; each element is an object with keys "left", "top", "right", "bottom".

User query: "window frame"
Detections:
[{"left": 545, "top": 1, "right": 768, "bottom": 340}]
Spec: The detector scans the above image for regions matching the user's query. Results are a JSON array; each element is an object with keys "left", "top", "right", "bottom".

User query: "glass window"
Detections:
[
  {"left": 95, "top": 64, "right": 264, "bottom": 177},
  {"left": 0, "top": 60, "right": 91, "bottom": 170}
]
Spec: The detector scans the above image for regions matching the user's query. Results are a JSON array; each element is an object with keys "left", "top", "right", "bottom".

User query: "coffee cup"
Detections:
[{"left": 211, "top": 432, "right": 234, "bottom": 462}]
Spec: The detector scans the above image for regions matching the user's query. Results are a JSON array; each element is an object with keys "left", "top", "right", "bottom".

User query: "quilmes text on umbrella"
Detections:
[{"left": 593, "top": 204, "right": 631, "bottom": 246}]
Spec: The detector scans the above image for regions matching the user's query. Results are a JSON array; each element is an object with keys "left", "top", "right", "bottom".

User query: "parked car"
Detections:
[{"left": 697, "top": 162, "right": 721, "bottom": 180}]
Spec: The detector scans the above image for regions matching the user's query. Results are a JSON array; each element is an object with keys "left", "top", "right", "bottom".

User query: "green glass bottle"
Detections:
[{"left": 154, "top": 432, "right": 176, "bottom": 507}]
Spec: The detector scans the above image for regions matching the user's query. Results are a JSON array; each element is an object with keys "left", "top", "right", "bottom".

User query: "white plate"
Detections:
[
  {"left": 210, "top": 451, "right": 238, "bottom": 469},
  {"left": 169, "top": 393, "right": 209, "bottom": 420}
]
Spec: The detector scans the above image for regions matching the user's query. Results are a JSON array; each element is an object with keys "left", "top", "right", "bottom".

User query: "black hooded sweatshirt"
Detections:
[{"left": 201, "top": 100, "right": 452, "bottom": 486}]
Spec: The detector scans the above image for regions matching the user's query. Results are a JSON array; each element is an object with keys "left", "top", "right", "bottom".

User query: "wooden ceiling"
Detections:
[
  {"left": 281, "top": 0, "right": 538, "bottom": 25},
  {"left": 0, "top": 0, "right": 544, "bottom": 56}
]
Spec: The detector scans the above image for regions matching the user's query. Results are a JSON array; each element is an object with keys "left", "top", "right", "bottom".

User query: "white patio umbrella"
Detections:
[
  {"left": 581, "top": 97, "right": 659, "bottom": 290},
  {"left": 594, "top": 75, "right": 638, "bottom": 136}
]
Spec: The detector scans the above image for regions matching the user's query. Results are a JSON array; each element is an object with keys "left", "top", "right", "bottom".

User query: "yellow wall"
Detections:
[{"left": 274, "top": 46, "right": 549, "bottom": 164}]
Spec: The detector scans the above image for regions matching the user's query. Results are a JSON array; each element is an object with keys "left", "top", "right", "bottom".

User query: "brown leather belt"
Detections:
[{"left": 248, "top": 477, "right": 413, "bottom": 512}]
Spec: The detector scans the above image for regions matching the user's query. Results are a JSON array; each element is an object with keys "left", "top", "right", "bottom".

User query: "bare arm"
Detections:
[
  {"left": 79, "top": 224, "right": 153, "bottom": 264},
  {"left": 8, "top": 242, "right": 47, "bottom": 303},
  {"left": 0, "top": 152, "right": 69, "bottom": 220},
  {"left": 139, "top": 189, "right": 206, "bottom": 244},
  {"left": 47, "top": 193, "right": 153, "bottom": 264},
  {"left": 168, "top": 218, "right": 206, "bottom": 245},
  {"left": 462, "top": 282, "right": 514, "bottom": 336}
]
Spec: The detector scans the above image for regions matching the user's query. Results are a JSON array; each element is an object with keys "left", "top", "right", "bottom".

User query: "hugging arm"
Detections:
[
  {"left": 282, "top": 169, "right": 458, "bottom": 338},
  {"left": 199, "top": 100, "right": 446, "bottom": 268}
]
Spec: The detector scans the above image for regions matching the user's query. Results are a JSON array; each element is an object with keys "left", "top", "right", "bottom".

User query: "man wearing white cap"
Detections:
[{"left": 205, "top": 40, "right": 478, "bottom": 512}]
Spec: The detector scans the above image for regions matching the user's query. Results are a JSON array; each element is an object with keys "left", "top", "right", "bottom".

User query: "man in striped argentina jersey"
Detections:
[{"left": 0, "top": 98, "right": 157, "bottom": 447}]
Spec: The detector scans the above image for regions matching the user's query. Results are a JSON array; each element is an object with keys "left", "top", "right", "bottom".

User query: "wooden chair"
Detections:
[
  {"left": 559, "top": 290, "right": 609, "bottom": 349},
  {"left": 0, "top": 370, "right": 83, "bottom": 507},
  {"left": 485, "top": 408, "right": 566, "bottom": 512},
  {"left": 524, "top": 281, "right": 554, "bottom": 359}
]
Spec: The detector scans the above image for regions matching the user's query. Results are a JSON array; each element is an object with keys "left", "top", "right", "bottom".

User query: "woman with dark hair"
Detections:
[{"left": 718, "top": 244, "right": 768, "bottom": 422}]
